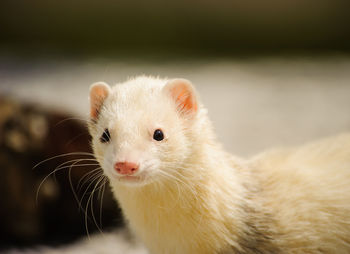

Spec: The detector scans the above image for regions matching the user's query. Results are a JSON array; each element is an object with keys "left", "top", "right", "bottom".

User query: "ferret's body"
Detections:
[
  {"left": 252, "top": 133, "right": 350, "bottom": 253},
  {"left": 88, "top": 76, "right": 350, "bottom": 253}
]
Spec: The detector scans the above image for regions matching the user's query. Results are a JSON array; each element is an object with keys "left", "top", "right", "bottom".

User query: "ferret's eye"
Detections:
[
  {"left": 153, "top": 129, "right": 164, "bottom": 141},
  {"left": 100, "top": 129, "right": 111, "bottom": 143}
]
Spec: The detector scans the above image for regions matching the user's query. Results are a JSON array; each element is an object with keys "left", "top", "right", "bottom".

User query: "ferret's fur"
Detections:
[{"left": 88, "top": 76, "right": 350, "bottom": 254}]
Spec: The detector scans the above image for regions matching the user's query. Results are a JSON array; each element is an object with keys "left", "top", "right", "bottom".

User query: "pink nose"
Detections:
[{"left": 114, "top": 162, "right": 139, "bottom": 175}]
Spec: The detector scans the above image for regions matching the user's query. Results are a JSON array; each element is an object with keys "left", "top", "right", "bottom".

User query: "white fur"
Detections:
[{"left": 89, "top": 76, "right": 350, "bottom": 254}]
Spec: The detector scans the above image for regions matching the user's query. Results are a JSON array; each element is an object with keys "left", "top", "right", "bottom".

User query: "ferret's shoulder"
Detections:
[
  {"left": 291, "top": 132, "right": 350, "bottom": 160},
  {"left": 248, "top": 132, "right": 350, "bottom": 185},
  {"left": 250, "top": 132, "right": 350, "bottom": 166}
]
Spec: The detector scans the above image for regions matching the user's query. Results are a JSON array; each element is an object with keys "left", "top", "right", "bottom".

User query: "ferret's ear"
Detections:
[
  {"left": 163, "top": 79, "right": 198, "bottom": 116},
  {"left": 89, "top": 82, "right": 111, "bottom": 120}
]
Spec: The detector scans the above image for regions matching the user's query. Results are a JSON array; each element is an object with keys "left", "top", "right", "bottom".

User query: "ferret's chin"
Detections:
[
  {"left": 117, "top": 176, "right": 147, "bottom": 186},
  {"left": 110, "top": 173, "right": 153, "bottom": 187}
]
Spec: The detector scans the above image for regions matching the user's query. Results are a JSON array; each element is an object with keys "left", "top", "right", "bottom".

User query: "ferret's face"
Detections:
[{"left": 88, "top": 77, "right": 198, "bottom": 187}]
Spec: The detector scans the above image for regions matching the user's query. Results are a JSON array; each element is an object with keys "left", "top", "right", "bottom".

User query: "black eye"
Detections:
[
  {"left": 153, "top": 129, "right": 164, "bottom": 141},
  {"left": 100, "top": 129, "right": 111, "bottom": 143}
]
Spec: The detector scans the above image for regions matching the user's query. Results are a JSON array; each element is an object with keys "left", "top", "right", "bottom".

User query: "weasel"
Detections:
[{"left": 88, "top": 76, "right": 350, "bottom": 254}]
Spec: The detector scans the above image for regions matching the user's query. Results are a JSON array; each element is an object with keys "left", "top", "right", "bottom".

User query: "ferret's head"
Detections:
[{"left": 88, "top": 76, "right": 203, "bottom": 187}]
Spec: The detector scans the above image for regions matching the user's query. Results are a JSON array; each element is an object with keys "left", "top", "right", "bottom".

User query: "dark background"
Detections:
[{"left": 1, "top": 0, "right": 350, "bottom": 58}]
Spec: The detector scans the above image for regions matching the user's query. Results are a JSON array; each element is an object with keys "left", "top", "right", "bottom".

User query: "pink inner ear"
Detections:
[
  {"left": 170, "top": 82, "right": 198, "bottom": 113},
  {"left": 90, "top": 84, "right": 110, "bottom": 119}
]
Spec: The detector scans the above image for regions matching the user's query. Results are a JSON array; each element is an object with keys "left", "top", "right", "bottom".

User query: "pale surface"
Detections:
[{"left": 1, "top": 56, "right": 349, "bottom": 157}]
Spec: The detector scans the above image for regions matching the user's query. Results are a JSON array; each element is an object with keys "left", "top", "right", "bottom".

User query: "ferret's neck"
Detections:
[{"left": 111, "top": 138, "right": 250, "bottom": 253}]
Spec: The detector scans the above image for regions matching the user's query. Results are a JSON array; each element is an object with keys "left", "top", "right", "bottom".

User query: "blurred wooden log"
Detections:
[{"left": 0, "top": 96, "right": 122, "bottom": 250}]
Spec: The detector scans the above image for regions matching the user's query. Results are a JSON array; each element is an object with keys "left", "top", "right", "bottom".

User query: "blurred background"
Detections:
[{"left": 1, "top": 0, "right": 350, "bottom": 252}]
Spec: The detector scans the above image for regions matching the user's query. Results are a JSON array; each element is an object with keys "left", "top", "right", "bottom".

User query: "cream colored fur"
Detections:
[
  {"left": 251, "top": 133, "right": 350, "bottom": 253},
  {"left": 89, "top": 76, "right": 350, "bottom": 254}
]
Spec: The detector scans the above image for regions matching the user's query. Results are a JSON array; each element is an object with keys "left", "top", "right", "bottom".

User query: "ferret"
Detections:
[{"left": 88, "top": 76, "right": 350, "bottom": 254}]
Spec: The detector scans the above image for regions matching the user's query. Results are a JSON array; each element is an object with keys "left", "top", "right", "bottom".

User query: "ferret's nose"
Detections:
[{"left": 114, "top": 162, "right": 139, "bottom": 175}]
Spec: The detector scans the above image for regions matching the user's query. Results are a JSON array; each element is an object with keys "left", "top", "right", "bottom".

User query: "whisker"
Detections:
[
  {"left": 157, "top": 169, "right": 199, "bottom": 204},
  {"left": 68, "top": 160, "right": 98, "bottom": 214},
  {"left": 65, "top": 132, "right": 89, "bottom": 147},
  {"left": 78, "top": 172, "right": 103, "bottom": 209},
  {"left": 77, "top": 168, "right": 103, "bottom": 192},
  {"left": 54, "top": 117, "right": 92, "bottom": 127},
  {"left": 33, "top": 152, "right": 97, "bottom": 169},
  {"left": 84, "top": 174, "right": 105, "bottom": 238},
  {"left": 98, "top": 178, "right": 107, "bottom": 229},
  {"left": 78, "top": 170, "right": 103, "bottom": 195},
  {"left": 36, "top": 158, "right": 92, "bottom": 203},
  {"left": 89, "top": 176, "right": 106, "bottom": 234}
]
